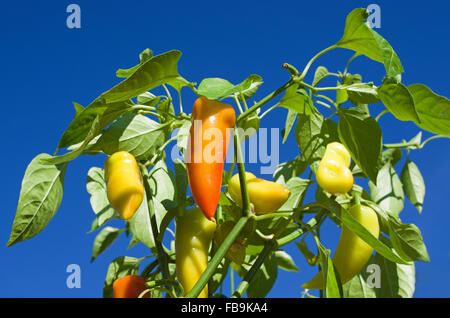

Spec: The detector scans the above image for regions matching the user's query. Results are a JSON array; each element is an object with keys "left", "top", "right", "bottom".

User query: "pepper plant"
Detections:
[{"left": 8, "top": 8, "right": 449, "bottom": 298}]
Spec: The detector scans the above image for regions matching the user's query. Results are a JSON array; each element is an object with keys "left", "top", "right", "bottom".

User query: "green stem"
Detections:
[
  {"left": 141, "top": 259, "right": 159, "bottom": 279},
  {"left": 276, "top": 211, "right": 325, "bottom": 247},
  {"left": 231, "top": 240, "right": 276, "bottom": 298},
  {"left": 185, "top": 215, "right": 250, "bottom": 298},
  {"left": 139, "top": 164, "right": 175, "bottom": 296},
  {"left": 375, "top": 109, "right": 389, "bottom": 122},
  {"left": 233, "top": 95, "right": 244, "bottom": 114},
  {"left": 421, "top": 135, "right": 447, "bottom": 148},
  {"left": 343, "top": 52, "right": 359, "bottom": 77},
  {"left": 234, "top": 126, "right": 252, "bottom": 216},
  {"left": 383, "top": 140, "right": 419, "bottom": 149},
  {"left": 239, "top": 92, "right": 249, "bottom": 110},
  {"left": 259, "top": 103, "right": 280, "bottom": 119},
  {"left": 300, "top": 81, "right": 341, "bottom": 93},
  {"left": 237, "top": 79, "right": 295, "bottom": 123},
  {"left": 254, "top": 212, "right": 293, "bottom": 221},
  {"left": 230, "top": 268, "right": 235, "bottom": 295},
  {"left": 298, "top": 45, "right": 338, "bottom": 81}
]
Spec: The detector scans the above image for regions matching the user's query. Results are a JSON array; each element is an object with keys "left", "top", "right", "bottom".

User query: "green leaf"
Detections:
[
  {"left": 103, "top": 256, "right": 144, "bottom": 298},
  {"left": 91, "top": 227, "right": 123, "bottom": 262},
  {"left": 295, "top": 109, "right": 339, "bottom": 173},
  {"left": 388, "top": 217, "right": 430, "bottom": 262},
  {"left": 174, "top": 159, "right": 189, "bottom": 206},
  {"left": 149, "top": 160, "right": 176, "bottom": 211},
  {"left": 344, "top": 82, "right": 380, "bottom": 104},
  {"left": 408, "top": 84, "right": 450, "bottom": 136},
  {"left": 209, "top": 258, "right": 230, "bottom": 296},
  {"left": 338, "top": 107, "right": 382, "bottom": 183},
  {"left": 45, "top": 115, "right": 105, "bottom": 165},
  {"left": 401, "top": 160, "right": 425, "bottom": 214},
  {"left": 86, "top": 167, "right": 116, "bottom": 229},
  {"left": 7, "top": 154, "right": 68, "bottom": 246},
  {"left": 102, "top": 50, "right": 187, "bottom": 103},
  {"left": 282, "top": 110, "right": 297, "bottom": 144},
  {"left": 137, "top": 92, "right": 160, "bottom": 107},
  {"left": 97, "top": 113, "right": 166, "bottom": 161},
  {"left": 73, "top": 102, "right": 84, "bottom": 118},
  {"left": 116, "top": 48, "right": 153, "bottom": 78},
  {"left": 127, "top": 190, "right": 155, "bottom": 249},
  {"left": 295, "top": 239, "right": 319, "bottom": 266},
  {"left": 246, "top": 252, "right": 278, "bottom": 298},
  {"left": 378, "top": 83, "right": 420, "bottom": 122},
  {"left": 312, "top": 235, "right": 342, "bottom": 298},
  {"left": 197, "top": 75, "right": 262, "bottom": 100},
  {"left": 279, "top": 85, "right": 313, "bottom": 114},
  {"left": 240, "top": 80, "right": 263, "bottom": 100},
  {"left": 369, "top": 163, "right": 404, "bottom": 216},
  {"left": 338, "top": 206, "right": 410, "bottom": 265},
  {"left": 343, "top": 237, "right": 416, "bottom": 298},
  {"left": 378, "top": 148, "right": 402, "bottom": 169},
  {"left": 278, "top": 177, "right": 311, "bottom": 211},
  {"left": 312, "top": 66, "right": 329, "bottom": 87},
  {"left": 240, "top": 112, "right": 260, "bottom": 141},
  {"left": 336, "top": 8, "right": 404, "bottom": 77},
  {"left": 273, "top": 156, "right": 307, "bottom": 187},
  {"left": 57, "top": 99, "right": 134, "bottom": 149},
  {"left": 275, "top": 250, "right": 300, "bottom": 272}
]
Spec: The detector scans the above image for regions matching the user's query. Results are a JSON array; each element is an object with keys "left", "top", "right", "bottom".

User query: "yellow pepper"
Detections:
[
  {"left": 316, "top": 142, "right": 354, "bottom": 195},
  {"left": 228, "top": 172, "right": 291, "bottom": 214},
  {"left": 104, "top": 151, "right": 144, "bottom": 220},
  {"left": 175, "top": 208, "right": 216, "bottom": 298},
  {"left": 302, "top": 204, "right": 380, "bottom": 289}
]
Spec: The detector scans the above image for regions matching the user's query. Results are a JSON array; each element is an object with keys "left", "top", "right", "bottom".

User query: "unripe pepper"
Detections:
[
  {"left": 186, "top": 97, "right": 236, "bottom": 220},
  {"left": 302, "top": 204, "right": 379, "bottom": 289},
  {"left": 113, "top": 275, "right": 150, "bottom": 298},
  {"left": 175, "top": 208, "right": 216, "bottom": 298},
  {"left": 316, "top": 142, "right": 354, "bottom": 195},
  {"left": 228, "top": 172, "right": 291, "bottom": 214},
  {"left": 104, "top": 151, "right": 144, "bottom": 220}
]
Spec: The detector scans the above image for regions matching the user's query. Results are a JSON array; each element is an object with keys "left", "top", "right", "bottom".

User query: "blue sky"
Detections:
[{"left": 1, "top": 0, "right": 449, "bottom": 298}]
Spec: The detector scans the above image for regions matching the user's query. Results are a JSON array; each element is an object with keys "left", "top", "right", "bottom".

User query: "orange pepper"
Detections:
[
  {"left": 186, "top": 97, "right": 236, "bottom": 220},
  {"left": 113, "top": 275, "right": 150, "bottom": 298}
]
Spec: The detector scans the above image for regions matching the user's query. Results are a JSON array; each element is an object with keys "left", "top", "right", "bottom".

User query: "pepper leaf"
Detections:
[{"left": 7, "top": 154, "right": 68, "bottom": 247}]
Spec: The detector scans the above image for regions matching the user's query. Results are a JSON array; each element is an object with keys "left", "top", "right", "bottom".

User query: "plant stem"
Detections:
[
  {"left": 259, "top": 103, "right": 279, "bottom": 119},
  {"left": 234, "top": 126, "right": 252, "bottom": 216},
  {"left": 421, "top": 135, "right": 447, "bottom": 148},
  {"left": 237, "top": 80, "right": 294, "bottom": 123},
  {"left": 254, "top": 212, "right": 293, "bottom": 221},
  {"left": 233, "top": 95, "right": 244, "bottom": 114},
  {"left": 298, "top": 45, "right": 338, "bottom": 81},
  {"left": 276, "top": 211, "right": 326, "bottom": 247},
  {"left": 139, "top": 164, "right": 175, "bottom": 297},
  {"left": 343, "top": 52, "right": 359, "bottom": 77},
  {"left": 375, "top": 109, "right": 388, "bottom": 122},
  {"left": 184, "top": 215, "right": 250, "bottom": 298},
  {"left": 231, "top": 240, "right": 276, "bottom": 298}
]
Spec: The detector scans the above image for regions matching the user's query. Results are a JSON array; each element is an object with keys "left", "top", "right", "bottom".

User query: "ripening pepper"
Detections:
[
  {"left": 186, "top": 97, "right": 236, "bottom": 220},
  {"left": 302, "top": 204, "right": 380, "bottom": 289},
  {"left": 104, "top": 151, "right": 144, "bottom": 220},
  {"left": 316, "top": 142, "right": 354, "bottom": 195},
  {"left": 113, "top": 275, "right": 150, "bottom": 298},
  {"left": 175, "top": 208, "right": 216, "bottom": 298},
  {"left": 228, "top": 172, "right": 291, "bottom": 214}
]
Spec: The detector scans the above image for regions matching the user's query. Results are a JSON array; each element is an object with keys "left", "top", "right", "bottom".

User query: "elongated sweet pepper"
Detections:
[
  {"left": 316, "top": 142, "right": 354, "bottom": 195},
  {"left": 113, "top": 275, "right": 150, "bottom": 298},
  {"left": 302, "top": 204, "right": 380, "bottom": 289},
  {"left": 175, "top": 208, "right": 217, "bottom": 298},
  {"left": 186, "top": 97, "right": 236, "bottom": 220},
  {"left": 228, "top": 172, "right": 291, "bottom": 214},
  {"left": 104, "top": 151, "right": 144, "bottom": 220}
]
